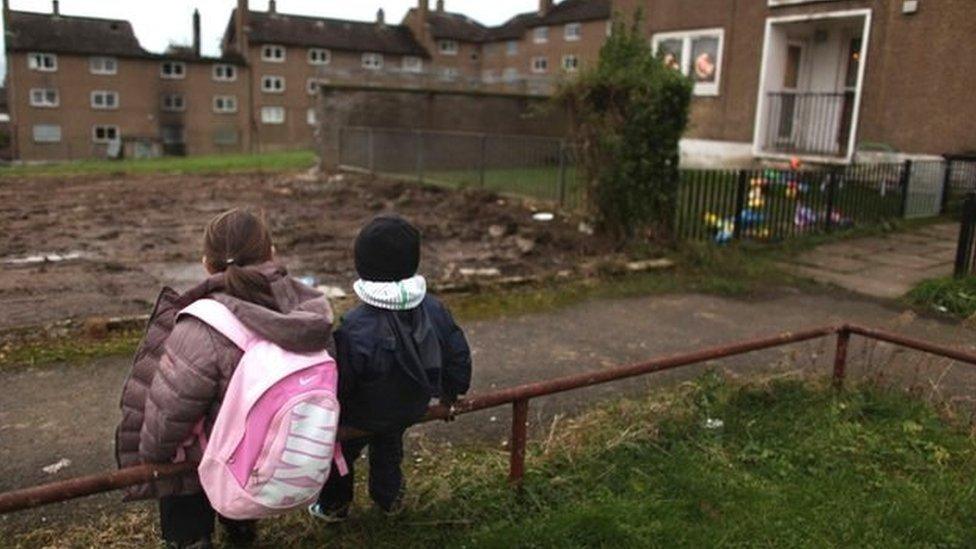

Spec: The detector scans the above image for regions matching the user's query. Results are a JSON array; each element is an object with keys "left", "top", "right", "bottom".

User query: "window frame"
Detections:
[
  {"left": 89, "top": 56, "right": 118, "bottom": 75},
  {"left": 503, "top": 68, "right": 519, "bottom": 82},
  {"left": 506, "top": 40, "right": 518, "bottom": 56},
  {"left": 531, "top": 56, "right": 549, "bottom": 74},
  {"left": 307, "top": 48, "right": 332, "bottom": 65},
  {"left": 29, "top": 88, "right": 59, "bottom": 108},
  {"left": 533, "top": 27, "right": 549, "bottom": 44},
  {"left": 160, "top": 61, "right": 186, "bottom": 80},
  {"left": 402, "top": 56, "right": 423, "bottom": 73},
  {"left": 212, "top": 95, "right": 239, "bottom": 114},
  {"left": 564, "top": 23, "right": 582, "bottom": 42},
  {"left": 32, "top": 124, "right": 62, "bottom": 143},
  {"left": 212, "top": 64, "right": 237, "bottom": 82},
  {"left": 90, "top": 90, "right": 120, "bottom": 110},
  {"left": 262, "top": 44, "right": 286, "bottom": 63},
  {"left": 161, "top": 93, "right": 186, "bottom": 113},
  {"left": 562, "top": 54, "right": 580, "bottom": 72},
  {"left": 92, "top": 124, "right": 121, "bottom": 144},
  {"left": 651, "top": 27, "right": 725, "bottom": 96},
  {"left": 260, "top": 106, "right": 286, "bottom": 125},
  {"left": 261, "top": 75, "right": 286, "bottom": 94},
  {"left": 306, "top": 78, "right": 320, "bottom": 96},
  {"left": 28, "top": 52, "right": 58, "bottom": 72},
  {"left": 306, "top": 108, "right": 317, "bottom": 126},
  {"left": 361, "top": 53, "right": 384, "bottom": 70},
  {"left": 438, "top": 40, "right": 459, "bottom": 55}
]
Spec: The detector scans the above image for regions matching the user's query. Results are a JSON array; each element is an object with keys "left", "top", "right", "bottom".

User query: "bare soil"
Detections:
[{"left": 0, "top": 171, "right": 612, "bottom": 331}]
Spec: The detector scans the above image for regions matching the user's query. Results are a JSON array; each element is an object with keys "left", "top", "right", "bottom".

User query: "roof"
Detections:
[
  {"left": 5, "top": 10, "right": 150, "bottom": 57},
  {"left": 485, "top": 0, "right": 611, "bottom": 42},
  {"left": 424, "top": 10, "right": 488, "bottom": 41},
  {"left": 233, "top": 10, "right": 430, "bottom": 57}
]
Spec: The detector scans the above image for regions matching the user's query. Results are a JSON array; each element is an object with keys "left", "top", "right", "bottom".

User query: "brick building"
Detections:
[
  {"left": 613, "top": 0, "right": 976, "bottom": 165},
  {"left": 3, "top": 0, "right": 611, "bottom": 161}
]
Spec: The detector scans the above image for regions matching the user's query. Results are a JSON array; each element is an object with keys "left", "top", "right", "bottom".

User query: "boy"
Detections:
[{"left": 310, "top": 214, "right": 472, "bottom": 521}]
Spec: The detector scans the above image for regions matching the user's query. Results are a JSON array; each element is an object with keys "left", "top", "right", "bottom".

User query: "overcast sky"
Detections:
[{"left": 1, "top": 0, "right": 540, "bottom": 79}]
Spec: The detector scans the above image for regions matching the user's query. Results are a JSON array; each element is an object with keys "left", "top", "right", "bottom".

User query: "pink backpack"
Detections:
[{"left": 178, "top": 299, "right": 347, "bottom": 520}]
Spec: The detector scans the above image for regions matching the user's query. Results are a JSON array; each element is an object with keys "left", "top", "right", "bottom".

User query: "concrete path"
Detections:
[
  {"left": 3, "top": 287, "right": 976, "bottom": 536},
  {"left": 789, "top": 222, "right": 959, "bottom": 299}
]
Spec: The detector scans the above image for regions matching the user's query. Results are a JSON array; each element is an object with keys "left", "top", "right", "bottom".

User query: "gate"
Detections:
[{"left": 903, "top": 160, "right": 946, "bottom": 219}]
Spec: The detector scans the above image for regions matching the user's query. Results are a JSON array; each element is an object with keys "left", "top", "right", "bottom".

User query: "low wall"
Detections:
[{"left": 316, "top": 84, "right": 568, "bottom": 170}]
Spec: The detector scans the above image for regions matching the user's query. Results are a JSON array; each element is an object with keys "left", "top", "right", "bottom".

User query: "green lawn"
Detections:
[
  {"left": 0, "top": 150, "right": 317, "bottom": 178},
  {"left": 15, "top": 377, "right": 976, "bottom": 547}
]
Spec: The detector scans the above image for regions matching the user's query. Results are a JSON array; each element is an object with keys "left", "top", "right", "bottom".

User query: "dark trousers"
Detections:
[
  {"left": 159, "top": 492, "right": 253, "bottom": 545},
  {"left": 316, "top": 429, "right": 405, "bottom": 512}
]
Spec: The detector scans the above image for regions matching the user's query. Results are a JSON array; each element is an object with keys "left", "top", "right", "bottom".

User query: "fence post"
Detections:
[
  {"left": 557, "top": 140, "right": 568, "bottom": 208},
  {"left": 368, "top": 127, "right": 376, "bottom": 174},
  {"left": 940, "top": 159, "right": 954, "bottom": 215},
  {"left": 509, "top": 398, "right": 529, "bottom": 488},
  {"left": 954, "top": 193, "right": 976, "bottom": 278},
  {"left": 479, "top": 133, "right": 488, "bottom": 188},
  {"left": 825, "top": 171, "right": 838, "bottom": 233},
  {"left": 415, "top": 130, "right": 425, "bottom": 183},
  {"left": 833, "top": 328, "right": 850, "bottom": 389},
  {"left": 899, "top": 159, "right": 913, "bottom": 218},
  {"left": 732, "top": 170, "right": 749, "bottom": 241},
  {"left": 336, "top": 127, "right": 344, "bottom": 169}
]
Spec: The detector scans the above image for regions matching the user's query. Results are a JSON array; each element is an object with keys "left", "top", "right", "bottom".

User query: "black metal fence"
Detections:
[
  {"left": 954, "top": 193, "right": 976, "bottom": 277},
  {"left": 942, "top": 156, "right": 976, "bottom": 215}
]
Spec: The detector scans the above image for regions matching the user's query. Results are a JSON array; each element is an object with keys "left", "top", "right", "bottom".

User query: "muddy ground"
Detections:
[{"left": 0, "top": 171, "right": 612, "bottom": 331}]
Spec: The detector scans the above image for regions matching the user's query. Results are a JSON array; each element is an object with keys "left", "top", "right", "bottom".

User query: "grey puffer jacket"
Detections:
[{"left": 115, "top": 263, "right": 334, "bottom": 500}]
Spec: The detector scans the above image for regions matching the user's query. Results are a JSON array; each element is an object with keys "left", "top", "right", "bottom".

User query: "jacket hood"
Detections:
[{"left": 207, "top": 262, "right": 335, "bottom": 353}]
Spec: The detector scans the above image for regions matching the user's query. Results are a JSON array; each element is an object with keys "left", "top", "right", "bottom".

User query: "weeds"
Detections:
[{"left": 906, "top": 276, "right": 976, "bottom": 318}]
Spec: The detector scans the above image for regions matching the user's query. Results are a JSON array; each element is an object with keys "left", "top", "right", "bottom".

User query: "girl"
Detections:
[{"left": 116, "top": 209, "right": 335, "bottom": 548}]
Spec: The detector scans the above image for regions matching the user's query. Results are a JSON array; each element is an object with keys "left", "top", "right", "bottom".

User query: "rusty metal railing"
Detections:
[{"left": 2, "top": 323, "right": 975, "bottom": 515}]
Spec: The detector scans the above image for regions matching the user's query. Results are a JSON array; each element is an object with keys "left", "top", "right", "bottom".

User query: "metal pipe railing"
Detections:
[{"left": 2, "top": 323, "right": 976, "bottom": 515}]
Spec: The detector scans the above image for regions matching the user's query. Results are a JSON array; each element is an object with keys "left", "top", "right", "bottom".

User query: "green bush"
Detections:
[{"left": 558, "top": 11, "right": 692, "bottom": 242}]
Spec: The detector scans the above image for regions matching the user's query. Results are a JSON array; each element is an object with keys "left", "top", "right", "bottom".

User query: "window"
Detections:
[
  {"left": 261, "top": 106, "right": 285, "bottom": 124},
  {"left": 262, "top": 45, "right": 286, "bottom": 62},
  {"left": 482, "top": 69, "right": 496, "bottom": 83},
  {"left": 564, "top": 23, "right": 582, "bottom": 41},
  {"left": 160, "top": 61, "right": 186, "bottom": 79},
  {"left": 32, "top": 124, "right": 61, "bottom": 143},
  {"left": 89, "top": 56, "right": 117, "bottom": 75},
  {"left": 531, "top": 56, "right": 548, "bottom": 74},
  {"left": 29, "top": 88, "right": 59, "bottom": 108},
  {"left": 213, "top": 95, "right": 238, "bottom": 113},
  {"left": 214, "top": 127, "right": 239, "bottom": 145},
  {"left": 308, "top": 48, "right": 331, "bottom": 65},
  {"left": 92, "top": 125, "right": 120, "bottom": 143},
  {"left": 402, "top": 56, "right": 423, "bottom": 73},
  {"left": 213, "top": 64, "right": 237, "bottom": 81},
  {"left": 161, "top": 93, "right": 185, "bottom": 112},
  {"left": 652, "top": 28, "right": 724, "bottom": 96},
  {"left": 506, "top": 40, "right": 518, "bottom": 56},
  {"left": 91, "top": 90, "right": 119, "bottom": 110},
  {"left": 307, "top": 108, "right": 317, "bottom": 126},
  {"left": 307, "top": 78, "right": 319, "bottom": 96},
  {"left": 438, "top": 40, "right": 459, "bottom": 55},
  {"left": 440, "top": 67, "right": 459, "bottom": 81},
  {"left": 562, "top": 55, "right": 580, "bottom": 72},
  {"left": 362, "top": 53, "right": 383, "bottom": 70},
  {"left": 533, "top": 27, "right": 548, "bottom": 44},
  {"left": 503, "top": 68, "right": 519, "bottom": 82},
  {"left": 28, "top": 52, "right": 57, "bottom": 72},
  {"left": 261, "top": 75, "right": 285, "bottom": 93}
]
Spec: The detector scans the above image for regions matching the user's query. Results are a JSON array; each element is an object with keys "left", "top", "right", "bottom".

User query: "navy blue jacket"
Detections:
[{"left": 335, "top": 295, "right": 472, "bottom": 433}]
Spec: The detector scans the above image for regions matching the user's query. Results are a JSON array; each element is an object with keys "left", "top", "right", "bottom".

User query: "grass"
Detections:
[
  {"left": 907, "top": 276, "right": 976, "bottom": 318},
  {"left": 0, "top": 150, "right": 317, "bottom": 178},
  {"left": 11, "top": 376, "right": 976, "bottom": 547}
]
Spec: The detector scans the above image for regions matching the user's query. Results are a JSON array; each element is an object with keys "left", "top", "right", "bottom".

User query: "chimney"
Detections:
[
  {"left": 539, "top": 0, "right": 553, "bottom": 15},
  {"left": 376, "top": 8, "right": 385, "bottom": 26},
  {"left": 268, "top": 0, "right": 276, "bottom": 14},
  {"left": 436, "top": 0, "right": 444, "bottom": 12},
  {"left": 192, "top": 9, "right": 201, "bottom": 57},
  {"left": 236, "top": 0, "right": 250, "bottom": 57},
  {"left": 52, "top": 0, "right": 59, "bottom": 15}
]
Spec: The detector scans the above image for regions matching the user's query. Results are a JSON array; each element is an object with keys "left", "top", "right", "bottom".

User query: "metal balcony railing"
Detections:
[{"left": 762, "top": 91, "right": 856, "bottom": 158}]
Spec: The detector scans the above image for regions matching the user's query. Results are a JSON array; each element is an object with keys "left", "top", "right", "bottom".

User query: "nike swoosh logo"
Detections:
[{"left": 299, "top": 375, "right": 316, "bottom": 386}]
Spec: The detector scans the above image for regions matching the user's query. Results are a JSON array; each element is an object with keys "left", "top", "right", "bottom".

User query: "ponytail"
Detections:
[{"left": 203, "top": 209, "right": 278, "bottom": 310}]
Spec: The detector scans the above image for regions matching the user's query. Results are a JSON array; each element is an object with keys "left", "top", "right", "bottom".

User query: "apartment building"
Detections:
[
  {"left": 4, "top": 0, "right": 611, "bottom": 161},
  {"left": 613, "top": 0, "right": 976, "bottom": 165}
]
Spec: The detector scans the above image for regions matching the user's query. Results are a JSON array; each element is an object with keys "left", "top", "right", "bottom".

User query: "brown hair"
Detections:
[{"left": 203, "top": 208, "right": 277, "bottom": 310}]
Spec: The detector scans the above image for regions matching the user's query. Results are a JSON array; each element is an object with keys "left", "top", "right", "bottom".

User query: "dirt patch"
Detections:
[{"left": 0, "top": 171, "right": 613, "bottom": 331}]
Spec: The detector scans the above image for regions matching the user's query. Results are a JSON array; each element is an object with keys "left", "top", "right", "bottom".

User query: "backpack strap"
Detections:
[{"left": 179, "top": 298, "right": 254, "bottom": 351}]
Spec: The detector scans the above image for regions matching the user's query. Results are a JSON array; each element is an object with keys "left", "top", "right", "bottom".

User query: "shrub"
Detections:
[{"left": 558, "top": 11, "right": 692, "bottom": 242}]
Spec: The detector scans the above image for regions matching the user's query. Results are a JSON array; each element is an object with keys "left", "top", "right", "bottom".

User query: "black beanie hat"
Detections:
[{"left": 354, "top": 214, "right": 421, "bottom": 282}]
